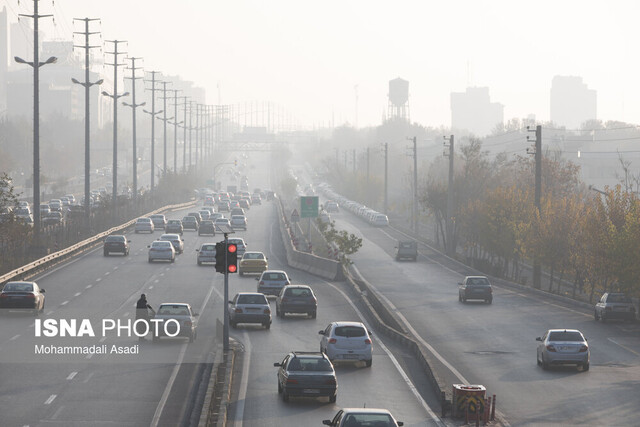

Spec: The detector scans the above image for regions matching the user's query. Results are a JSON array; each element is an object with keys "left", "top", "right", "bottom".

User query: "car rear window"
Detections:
[
  {"left": 334, "top": 326, "right": 366, "bottom": 338},
  {"left": 237, "top": 294, "right": 267, "bottom": 304},
  {"left": 105, "top": 236, "right": 124, "bottom": 242},
  {"left": 342, "top": 414, "right": 394, "bottom": 425},
  {"left": 286, "top": 288, "right": 311, "bottom": 297},
  {"left": 201, "top": 245, "right": 215, "bottom": 251},
  {"left": 608, "top": 294, "right": 631, "bottom": 303},
  {"left": 291, "top": 358, "right": 332, "bottom": 372},
  {"left": 264, "top": 273, "right": 286, "bottom": 281},
  {"left": 468, "top": 278, "right": 490, "bottom": 286},
  {"left": 243, "top": 253, "right": 264, "bottom": 260},
  {"left": 548, "top": 331, "right": 583, "bottom": 342},
  {"left": 4, "top": 283, "right": 34, "bottom": 292}
]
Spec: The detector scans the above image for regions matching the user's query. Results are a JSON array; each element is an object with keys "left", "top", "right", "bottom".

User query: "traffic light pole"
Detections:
[{"left": 223, "top": 232, "right": 229, "bottom": 351}]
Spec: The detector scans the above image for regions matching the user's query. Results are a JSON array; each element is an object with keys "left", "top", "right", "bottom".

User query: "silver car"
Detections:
[
  {"left": 323, "top": 408, "right": 404, "bottom": 427},
  {"left": 256, "top": 270, "right": 290, "bottom": 296},
  {"left": 153, "top": 303, "right": 198, "bottom": 342},
  {"left": 536, "top": 329, "right": 590, "bottom": 371},
  {"left": 159, "top": 233, "right": 184, "bottom": 254},
  {"left": 319, "top": 321, "right": 373, "bottom": 367},
  {"left": 230, "top": 215, "right": 247, "bottom": 230},
  {"left": 149, "top": 214, "right": 167, "bottom": 229},
  {"left": 135, "top": 217, "right": 155, "bottom": 233},
  {"left": 196, "top": 243, "right": 217, "bottom": 266},
  {"left": 228, "top": 292, "right": 271, "bottom": 329},
  {"left": 228, "top": 237, "right": 247, "bottom": 256},
  {"left": 147, "top": 240, "right": 175, "bottom": 263}
]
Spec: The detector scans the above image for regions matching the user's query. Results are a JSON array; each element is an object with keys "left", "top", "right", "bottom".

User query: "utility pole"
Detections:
[
  {"left": 352, "top": 149, "right": 356, "bottom": 173},
  {"left": 102, "top": 40, "right": 129, "bottom": 217},
  {"left": 195, "top": 104, "right": 201, "bottom": 169},
  {"left": 444, "top": 135, "right": 455, "bottom": 256},
  {"left": 407, "top": 136, "right": 418, "bottom": 233},
  {"left": 383, "top": 143, "right": 388, "bottom": 214},
  {"left": 14, "top": 0, "right": 56, "bottom": 243},
  {"left": 527, "top": 125, "right": 542, "bottom": 289},
  {"left": 181, "top": 96, "right": 189, "bottom": 173},
  {"left": 123, "top": 57, "right": 145, "bottom": 201},
  {"left": 188, "top": 100, "right": 194, "bottom": 171},
  {"left": 170, "top": 89, "right": 182, "bottom": 173},
  {"left": 143, "top": 71, "right": 162, "bottom": 191},
  {"left": 71, "top": 17, "right": 102, "bottom": 230},
  {"left": 158, "top": 81, "right": 173, "bottom": 177}
]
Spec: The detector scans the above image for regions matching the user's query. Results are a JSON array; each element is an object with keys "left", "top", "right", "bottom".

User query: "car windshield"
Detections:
[
  {"left": 548, "top": 331, "right": 584, "bottom": 342},
  {"left": 4, "top": 283, "right": 33, "bottom": 292},
  {"left": 341, "top": 414, "right": 395, "bottom": 426},
  {"left": 237, "top": 294, "right": 267, "bottom": 305},
  {"left": 263, "top": 273, "right": 286, "bottom": 281},
  {"left": 335, "top": 326, "right": 366, "bottom": 338}
]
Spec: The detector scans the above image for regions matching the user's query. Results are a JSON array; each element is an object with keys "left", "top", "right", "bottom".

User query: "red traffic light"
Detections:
[
  {"left": 228, "top": 244, "right": 237, "bottom": 253},
  {"left": 228, "top": 264, "right": 237, "bottom": 273}
]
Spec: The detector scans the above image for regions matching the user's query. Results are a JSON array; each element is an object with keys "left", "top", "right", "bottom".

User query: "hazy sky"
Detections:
[{"left": 4, "top": 0, "right": 640, "bottom": 129}]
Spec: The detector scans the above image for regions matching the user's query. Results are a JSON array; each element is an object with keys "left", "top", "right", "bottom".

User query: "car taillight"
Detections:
[
  {"left": 235, "top": 308, "right": 243, "bottom": 313},
  {"left": 286, "top": 378, "right": 298, "bottom": 384},
  {"left": 328, "top": 338, "right": 337, "bottom": 344},
  {"left": 264, "top": 308, "right": 271, "bottom": 314},
  {"left": 259, "top": 281, "right": 264, "bottom": 285},
  {"left": 324, "top": 378, "right": 336, "bottom": 385},
  {"left": 0, "top": 294, "right": 8, "bottom": 298},
  {"left": 579, "top": 345, "right": 588, "bottom": 352},
  {"left": 605, "top": 306, "right": 612, "bottom": 311},
  {"left": 26, "top": 294, "right": 36, "bottom": 299},
  {"left": 364, "top": 338, "right": 371, "bottom": 345},
  {"left": 281, "top": 297, "right": 288, "bottom": 303},
  {"left": 184, "top": 321, "right": 192, "bottom": 327},
  {"left": 546, "top": 344, "right": 556, "bottom": 352}
]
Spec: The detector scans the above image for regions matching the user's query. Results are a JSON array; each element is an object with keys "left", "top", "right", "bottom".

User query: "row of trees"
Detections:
[{"left": 423, "top": 139, "right": 640, "bottom": 301}]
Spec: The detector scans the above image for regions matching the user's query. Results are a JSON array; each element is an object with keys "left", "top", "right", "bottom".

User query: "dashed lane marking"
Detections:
[
  {"left": 66, "top": 372, "right": 77, "bottom": 380},
  {"left": 44, "top": 394, "right": 56, "bottom": 405},
  {"left": 10, "top": 335, "right": 19, "bottom": 341},
  {"left": 74, "top": 292, "right": 81, "bottom": 297},
  {"left": 60, "top": 301, "right": 68, "bottom": 306}
]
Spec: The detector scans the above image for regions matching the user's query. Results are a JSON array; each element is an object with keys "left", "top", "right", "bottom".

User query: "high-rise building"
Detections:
[
  {"left": 450, "top": 87, "right": 503, "bottom": 136},
  {"left": 550, "top": 76, "right": 596, "bottom": 129}
]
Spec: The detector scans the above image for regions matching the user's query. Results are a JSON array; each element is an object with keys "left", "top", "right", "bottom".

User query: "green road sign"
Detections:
[{"left": 300, "top": 196, "right": 319, "bottom": 218}]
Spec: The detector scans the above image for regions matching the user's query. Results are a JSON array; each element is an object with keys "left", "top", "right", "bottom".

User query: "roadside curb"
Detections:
[{"left": 198, "top": 340, "right": 239, "bottom": 427}]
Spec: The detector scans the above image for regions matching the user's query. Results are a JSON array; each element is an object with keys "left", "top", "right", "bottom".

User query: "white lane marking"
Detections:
[
  {"left": 123, "top": 312, "right": 129, "bottom": 317},
  {"left": 44, "top": 394, "right": 57, "bottom": 405},
  {"left": 96, "top": 278, "right": 101, "bottom": 282},
  {"left": 74, "top": 292, "right": 81, "bottom": 297},
  {"left": 46, "top": 311, "right": 53, "bottom": 315},
  {"left": 233, "top": 331, "right": 251, "bottom": 427},
  {"left": 66, "top": 372, "right": 77, "bottom": 380},
  {"left": 113, "top": 266, "right": 118, "bottom": 270},
  {"left": 60, "top": 301, "right": 68, "bottom": 306},
  {"left": 151, "top": 275, "right": 219, "bottom": 427},
  {"left": 99, "top": 337, "right": 107, "bottom": 343},
  {"left": 50, "top": 405, "right": 65, "bottom": 420},
  {"left": 86, "top": 284, "right": 93, "bottom": 289},
  {"left": 608, "top": 338, "right": 640, "bottom": 356},
  {"left": 323, "top": 279, "right": 445, "bottom": 426},
  {"left": 82, "top": 372, "right": 94, "bottom": 383},
  {"left": 104, "top": 272, "right": 110, "bottom": 276},
  {"left": 10, "top": 335, "right": 20, "bottom": 341},
  {"left": 149, "top": 286, "right": 154, "bottom": 290},
  {"left": 154, "top": 279, "right": 159, "bottom": 283}
]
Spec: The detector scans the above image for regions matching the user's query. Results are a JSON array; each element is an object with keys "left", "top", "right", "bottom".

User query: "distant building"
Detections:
[
  {"left": 550, "top": 76, "right": 596, "bottom": 129},
  {"left": 450, "top": 87, "right": 503, "bottom": 136}
]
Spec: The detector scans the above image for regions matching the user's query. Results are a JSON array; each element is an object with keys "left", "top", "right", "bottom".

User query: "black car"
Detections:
[
  {"left": 182, "top": 216, "right": 199, "bottom": 231},
  {"left": 276, "top": 285, "right": 317, "bottom": 318},
  {"left": 395, "top": 241, "right": 417, "bottom": 261},
  {"left": 274, "top": 351, "right": 337, "bottom": 403},
  {"left": 103, "top": 235, "right": 130, "bottom": 256},
  {"left": 166, "top": 219, "right": 183, "bottom": 235},
  {"left": 459, "top": 276, "right": 493, "bottom": 304},
  {"left": 198, "top": 220, "right": 216, "bottom": 236},
  {"left": 0, "top": 281, "right": 45, "bottom": 315}
]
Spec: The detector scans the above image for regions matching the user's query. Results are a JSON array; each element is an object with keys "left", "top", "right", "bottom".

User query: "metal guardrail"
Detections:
[{"left": 0, "top": 200, "right": 197, "bottom": 285}]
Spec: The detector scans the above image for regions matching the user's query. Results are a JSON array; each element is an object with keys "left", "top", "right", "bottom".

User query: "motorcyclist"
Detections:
[{"left": 135, "top": 294, "right": 155, "bottom": 340}]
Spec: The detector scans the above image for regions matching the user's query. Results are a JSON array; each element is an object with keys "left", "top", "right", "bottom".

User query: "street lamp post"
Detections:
[
  {"left": 123, "top": 56, "right": 145, "bottom": 202},
  {"left": 14, "top": 0, "right": 56, "bottom": 243}
]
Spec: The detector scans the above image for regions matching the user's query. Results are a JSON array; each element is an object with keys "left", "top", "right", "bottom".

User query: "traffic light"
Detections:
[
  {"left": 226, "top": 243, "right": 238, "bottom": 273},
  {"left": 215, "top": 242, "right": 226, "bottom": 273}
]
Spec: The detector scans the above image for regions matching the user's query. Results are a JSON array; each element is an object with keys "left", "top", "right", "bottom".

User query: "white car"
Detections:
[
  {"left": 147, "top": 240, "right": 175, "bottom": 263},
  {"left": 214, "top": 217, "right": 231, "bottom": 231},
  {"left": 323, "top": 408, "right": 404, "bottom": 426},
  {"left": 319, "top": 321, "right": 373, "bottom": 367},
  {"left": 135, "top": 217, "right": 155, "bottom": 233},
  {"left": 230, "top": 215, "right": 247, "bottom": 230},
  {"left": 159, "top": 233, "right": 184, "bottom": 254},
  {"left": 153, "top": 303, "right": 198, "bottom": 342},
  {"left": 372, "top": 214, "right": 389, "bottom": 227}
]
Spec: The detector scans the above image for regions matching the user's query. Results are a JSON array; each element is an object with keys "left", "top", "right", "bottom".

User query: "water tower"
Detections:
[{"left": 388, "top": 77, "right": 410, "bottom": 122}]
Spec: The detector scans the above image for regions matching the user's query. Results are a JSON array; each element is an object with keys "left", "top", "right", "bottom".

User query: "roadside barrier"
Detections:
[{"left": 0, "top": 200, "right": 196, "bottom": 285}]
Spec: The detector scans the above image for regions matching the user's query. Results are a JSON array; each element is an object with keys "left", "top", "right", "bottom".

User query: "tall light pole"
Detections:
[
  {"left": 159, "top": 81, "right": 173, "bottom": 176},
  {"left": 171, "top": 89, "right": 182, "bottom": 173},
  {"left": 14, "top": 0, "right": 56, "bottom": 243},
  {"left": 180, "top": 96, "right": 189, "bottom": 173},
  {"left": 71, "top": 17, "right": 102, "bottom": 230},
  {"left": 123, "top": 57, "right": 145, "bottom": 201},
  {"left": 102, "top": 40, "right": 128, "bottom": 217}
]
